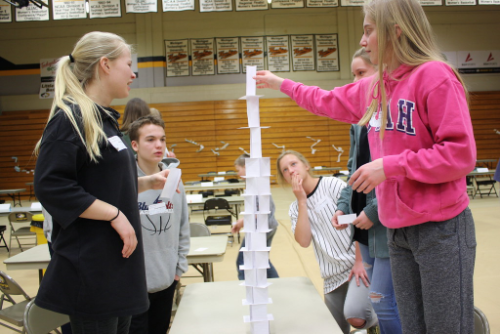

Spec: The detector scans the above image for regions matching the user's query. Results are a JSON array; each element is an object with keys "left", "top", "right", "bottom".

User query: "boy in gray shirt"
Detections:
[{"left": 128, "top": 115, "right": 190, "bottom": 334}]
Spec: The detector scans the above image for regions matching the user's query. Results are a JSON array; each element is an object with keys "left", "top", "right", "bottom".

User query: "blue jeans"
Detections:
[
  {"left": 359, "top": 243, "right": 402, "bottom": 334},
  {"left": 237, "top": 228, "right": 279, "bottom": 280}
]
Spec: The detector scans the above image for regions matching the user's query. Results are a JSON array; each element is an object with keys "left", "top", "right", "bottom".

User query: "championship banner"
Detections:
[
  {"left": 478, "top": 0, "right": 500, "bottom": 4},
  {"left": 306, "top": 0, "right": 338, "bottom": 7},
  {"left": 89, "top": 0, "right": 121, "bottom": 18},
  {"left": 291, "top": 35, "right": 315, "bottom": 71},
  {"left": 200, "top": 0, "right": 232, "bottom": 12},
  {"left": 39, "top": 58, "right": 57, "bottom": 99},
  {"left": 241, "top": 37, "right": 265, "bottom": 72},
  {"left": 0, "top": 0, "right": 12, "bottom": 22},
  {"left": 191, "top": 38, "right": 215, "bottom": 76},
  {"left": 53, "top": 0, "right": 86, "bottom": 20},
  {"left": 340, "top": 0, "right": 367, "bottom": 6},
  {"left": 126, "top": 0, "right": 157, "bottom": 13},
  {"left": 271, "top": 0, "right": 304, "bottom": 8},
  {"left": 166, "top": 39, "right": 190, "bottom": 77},
  {"left": 445, "top": 0, "right": 475, "bottom": 5},
  {"left": 266, "top": 35, "right": 290, "bottom": 72},
  {"left": 419, "top": 0, "right": 442, "bottom": 5},
  {"left": 315, "top": 34, "right": 339, "bottom": 72},
  {"left": 16, "top": 0, "right": 49, "bottom": 21},
  {"left": 235, "top": 0, "right": 268, "bottom": 11},
  {"left": 216, "top": 37, "right": 241, "bottom": 74},
  {"left": 163, "top": 0, "right": 194, "bottom": 11}
]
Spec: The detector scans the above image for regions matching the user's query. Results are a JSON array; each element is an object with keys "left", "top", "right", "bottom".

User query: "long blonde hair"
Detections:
[
  {"left": 359, "top": 0, "right": 468, "bottom": 138},
  {"left": 35, "top": 31, "right": 131, "bottom": 162}
]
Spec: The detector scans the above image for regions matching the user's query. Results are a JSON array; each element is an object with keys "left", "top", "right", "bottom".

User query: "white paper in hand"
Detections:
[
  {"left": 338, "top": 214, "right": 357, "bottom": 225},
  {"left": 160, "top": 168, "right": 182, "bottom": 201}
]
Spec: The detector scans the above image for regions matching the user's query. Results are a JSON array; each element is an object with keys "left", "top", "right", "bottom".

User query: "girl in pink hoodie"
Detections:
[{"left": 255, "top": 0, "right": 476, "bottom": 332}]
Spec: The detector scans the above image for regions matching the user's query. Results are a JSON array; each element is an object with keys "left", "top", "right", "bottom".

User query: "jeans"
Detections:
[
  {"left": 237, "top": 228, "right": 279, "bottom": 280},
  {"left": 359, "top": 243, "right": 402, "bottom": 334},
  {"left": 388, "top": 208, "right": 476, "bottom": 334},
  {"left": 69, "top": 315, "right": 131, "bottom": 334},
  {"left": 129, "top": 280, "right": 178, "bottom": 334}
]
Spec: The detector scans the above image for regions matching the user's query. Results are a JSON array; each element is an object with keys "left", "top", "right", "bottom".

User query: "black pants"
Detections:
[
  {"left": 69, "top": 315, "right": 131, "bottom": 334},
  {"left": 129, "top": 280, "right": 178, "bottom": 334}
]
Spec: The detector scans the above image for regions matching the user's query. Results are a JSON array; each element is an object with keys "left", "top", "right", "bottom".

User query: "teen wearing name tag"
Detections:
[
  {"left": 34, "top": 32, "right": 170, "bottom": 334},
  {"left": 128, "top": 115, "right": 190, "bottom": 334},
  {"left": 277, "top": 150, "right": 377, "bottom": 334}
]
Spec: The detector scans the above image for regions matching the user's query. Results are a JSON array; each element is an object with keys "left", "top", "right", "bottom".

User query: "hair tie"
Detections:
[{"left": 69, "top": 54, "right": 75, "bottom": 63}]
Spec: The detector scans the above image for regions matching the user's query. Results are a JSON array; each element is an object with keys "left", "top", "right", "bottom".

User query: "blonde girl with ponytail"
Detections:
[
  {"left": 255, "top": 0, "right": 476, "bottom": 332},
  {"left": 34, "top": 31, "right": 170, "bottom": 334}
]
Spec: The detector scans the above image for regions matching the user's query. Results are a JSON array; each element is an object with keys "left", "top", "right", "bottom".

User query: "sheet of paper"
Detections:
[
  {"left": 160, "top": 167, "right": 182, "bottom": 200},
  {"left": 195, "top": 247, "right": 208, "bottom": 252},
  {"left": 477, "top": 167, "right": 489, "bottom": 172},
  {"left": 218, "top": 171, "right": 226, "bottom": 175},
  {"left": 313, "top": 166, "right": 323, "bottom": 170},
  {"left": 252, "top": 286, "right": 269, "bottom": 304},
  {"left": 201, "top": 181, "right": 214, "bottom": 187},
  {"left": 30, "top": 202, "right": 42, "bottom": 209},
  {"left": 257, "top": 195, "right": 270, "bottom": 212},
  {"left": 214, "top": 176, "right": 225, "bottom": 182},
  {"left": 186, "top": 194, "right": 203, "bottom": 203},
  {"left": 246, "top": 65, "right": 257, "bottom": 96},
  {"left": 256, "top": 214, "right": 270, "bottom": 232},
  {"left": 0, "top": 204, "right": 11, "bottom": 212},
  {"left": 246, "top": 96, "right": 261, "bottom": 127},
  {"left": 250, "top": 127, "right": 262, "bottom": 158},
  {"left": 108, "top": 136, "right": 127, "bottom": 151},
  {"left": 338, "top": 213, "right": 357, "bottom": 225},
  {"left": 250, "top": 304, "right": 268, "bottom": 321}
]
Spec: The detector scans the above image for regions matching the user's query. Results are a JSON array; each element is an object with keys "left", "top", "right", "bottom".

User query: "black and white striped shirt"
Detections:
[{"left": 289, "top": 177, "right": 356, "bottom": 294}]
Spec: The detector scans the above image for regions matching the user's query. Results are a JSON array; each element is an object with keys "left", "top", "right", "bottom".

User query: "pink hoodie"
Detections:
[{"left": 280, "top": 61, "right": 476, "bottom": 228}]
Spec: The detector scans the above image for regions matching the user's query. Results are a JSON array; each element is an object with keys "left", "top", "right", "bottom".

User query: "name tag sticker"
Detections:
[
  {"left": 148, "top": 203, "right": 167, "bottom": 215},
  {"left": 338, "top": 214, "right": 357, "bottom": 225},
  {"left": 108, "top": 136, "right": 127, "bottom": 151},
  {"left": 314, "top": 197, "right": 334, "bottom": 213}
]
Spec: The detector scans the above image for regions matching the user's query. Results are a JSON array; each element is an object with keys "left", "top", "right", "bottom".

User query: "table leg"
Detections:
[{"left": 39, "top": 269, "right": 43, "bottom": 284}]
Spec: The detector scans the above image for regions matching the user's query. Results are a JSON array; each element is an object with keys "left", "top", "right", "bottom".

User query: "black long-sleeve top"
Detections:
[{"left": 34, "top": 104, "right": 148, "bottom": 319}]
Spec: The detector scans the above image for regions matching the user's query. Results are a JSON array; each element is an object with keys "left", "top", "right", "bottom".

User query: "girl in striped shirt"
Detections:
[{"left": 277, "top": 150, "right": 377, "bottom": 334}]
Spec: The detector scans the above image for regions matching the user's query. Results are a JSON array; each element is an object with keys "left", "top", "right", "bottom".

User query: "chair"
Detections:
[
  {"left": 190, "top": 222, "right": 211, "bottom": 237},
  {"left": 0, "top": 271, "right": 32, "bottom": 333},
  {"left": 7, "top": 212, "right": 36, "bottom": 256},
  {"left": 203, "top": 198, "right": 239, "bottom": 244},
  {"left": 474, "top": 306, "right": 490, "bottom": 334},
  {"left": 24, "top": 299, "right": 68, "bottom": 334},
  {"left": 0, "top": 226, "right": 9, "bottom": 252}
]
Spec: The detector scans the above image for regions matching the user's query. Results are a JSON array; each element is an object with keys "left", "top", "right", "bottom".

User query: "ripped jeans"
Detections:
[{"left": 359, "top": 243, "right": 402, "bottom": 334}]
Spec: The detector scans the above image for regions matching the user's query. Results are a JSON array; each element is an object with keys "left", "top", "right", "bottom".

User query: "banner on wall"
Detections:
[
  {"left": 271, "top": 0, "right": 304, "bottom": 8},
  {"left": 89, "top": 0, "right": 121, "bottom": 18},
  {"left": 267, "top": 36, "right": 290, "bottom": 72},
  {"left": 456, "top": 50, "right": 500, "bottom": 73},
  {"left": 291, "top": 35, "right": 315, "bottom": 71},
  {"left": 216, "top": 37, "right": 240, "bottom": 74},
  {"left": 478, "top": 0, "right": 500, "bottom": 4},
  {"left": 446, "top": 0, "right": 475, "bottom": 5},
  {"left": 419, "top": 0, "right": 442, "bottom": 5},
  {"left": 236, "top": 0, "right": 268, "bottom": 10},
  {"left": 315, "top": 34, "right": 339, "bottom": 72},
  {"left": 200, "top": 0, "right": 232, "bottom": 12},
  {"left": 340, "top": 0, "right": 367, "bottom": 6},
  {"left": 241, "top": 37, "right": 265, "bottom": 72},
  {"left": 0, "top": 1, "right": 12, "bottom": 22},
  {"left": 16, "top": 0, "right": 49, "bottom": 21},
  {"left": 126, "top": 0, "right": 157, "bottom": 13},
  {"left": 166, "top": 39, "right": 190, "bottom": 77},
  {"left": 39, "top": 58, "right": 57, "bottom": 99},
  {"left": 191, "top": 38, "right": 215, "bottom": 75},
  {"left": 307, "top": 0, "right": 338, "bottom": 6},
  {"left": 163, "top": 0, "right": 194, "bottom": 11},
  {"left": 53, "top": 0, "right": 86, "bottom": 20}
]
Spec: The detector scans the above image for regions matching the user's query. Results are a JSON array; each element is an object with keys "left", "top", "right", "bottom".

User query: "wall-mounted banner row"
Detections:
[
  {"left": 2, "top": 0, "right": 499, "bottom": 23},
  {"left": 165, "top": 34, "right": 339, "bottom": 77},
  {"left": 444, "top": 50, "right": 500, "bottom": 73}
]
